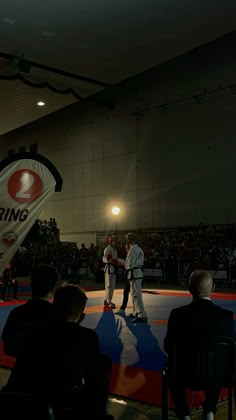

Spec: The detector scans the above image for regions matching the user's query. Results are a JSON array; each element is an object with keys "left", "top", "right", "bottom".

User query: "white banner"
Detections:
[{"left": 0, "top": 156, "right": 62, "bottom": 274}]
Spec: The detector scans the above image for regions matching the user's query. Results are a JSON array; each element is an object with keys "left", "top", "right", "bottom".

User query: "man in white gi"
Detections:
[
  {"left": 125, "top": 233, "right": 147, "bottom": 323},
  {"left": 103, "top": 235, "right": 118, "bottom": 308}
]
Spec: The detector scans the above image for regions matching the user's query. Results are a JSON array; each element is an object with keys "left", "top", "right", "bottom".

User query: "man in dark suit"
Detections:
[
  {"left": 2, "top": 264, "right": 58, "bottom": 357},
  {"left": 3, "top": 284, "right": 113, "bottom": 419},
  {"left": 1, "top": 262, "right": 19, "bottom": 302},
  {"left": 164, "top": 270, "right": 235, "bottom": 420}
]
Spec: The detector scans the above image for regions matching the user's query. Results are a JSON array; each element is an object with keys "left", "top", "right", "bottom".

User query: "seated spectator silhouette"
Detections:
[
  {"left": 164, "top": 270, "right": 235, "bottom": 420},
  {"left": 3, "top": 284, "right": 113, "bottom": 419},
  {"left": 2, "top": 264, "right": 58, "bottom": 357},
  {"left": 1, "top": 262, "right": 19, "bottom": 302}
]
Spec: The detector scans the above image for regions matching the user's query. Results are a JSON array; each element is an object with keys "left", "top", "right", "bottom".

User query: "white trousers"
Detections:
[
  {"left": 130, "top": 278, "right": 147, "bottom": 318},
  {"left": 105, "top": 271, "right": 116, "bottom": 303}
]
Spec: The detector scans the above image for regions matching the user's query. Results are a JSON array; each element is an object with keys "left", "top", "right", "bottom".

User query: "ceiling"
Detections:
[{"left": 0, "top": 0, "right": 236, "bottom": 135}]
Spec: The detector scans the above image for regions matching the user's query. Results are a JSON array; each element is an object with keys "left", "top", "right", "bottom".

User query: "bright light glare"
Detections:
[
  {"left": 112, "top": 206, "right": 120, "bottom": 216},
  {"left": 37, "top": 101, "right": 45, "bottom": 107}
]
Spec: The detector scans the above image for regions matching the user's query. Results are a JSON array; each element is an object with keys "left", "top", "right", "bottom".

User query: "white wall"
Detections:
[{"left": 2, "top": 32, "right": 236, "bottom": 243}]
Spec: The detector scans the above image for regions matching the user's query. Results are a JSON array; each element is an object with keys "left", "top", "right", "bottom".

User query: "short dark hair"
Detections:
[
  {"left": 53, "top": 284, "right": 87, "bottom": 321},
  {"left": 126, "top": 233, "right": 136, "bottom": 243},
  {"left": 31, "top": 264, "right": 58, "bottom": 298}
]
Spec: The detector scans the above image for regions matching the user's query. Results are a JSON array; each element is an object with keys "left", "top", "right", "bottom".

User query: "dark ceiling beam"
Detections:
[{"left": 0, "top": 51, "right": 111, "bottom": 88}]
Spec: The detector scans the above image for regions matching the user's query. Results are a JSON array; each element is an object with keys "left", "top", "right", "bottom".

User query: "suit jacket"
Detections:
[
  {"left": 2, "top": 267, "right": 16, "bottom": 284},
  {"left": 164, "top": 298, "right": 235, "bottom": 356},
  {"left": 4, "top": 320, "right": 102, "bottom": 394},
  {"left": 2, "top": 299, "right": 54, "bottom": 357}
]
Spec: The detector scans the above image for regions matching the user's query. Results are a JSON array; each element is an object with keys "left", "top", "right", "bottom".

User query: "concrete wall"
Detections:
[{"left": 2, "top": 31, "right": 236, "bottom": 246}]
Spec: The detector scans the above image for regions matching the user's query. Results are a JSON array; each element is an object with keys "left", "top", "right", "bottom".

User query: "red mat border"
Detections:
[{"left": 143, "top": 290, "right": 236, "bottom": 300}]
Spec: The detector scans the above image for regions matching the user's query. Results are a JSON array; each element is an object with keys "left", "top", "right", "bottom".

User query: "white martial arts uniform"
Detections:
[
  {"left": 103, "top": 245, "right": 118, "bottom": 303},
  {"left": 125, "top": 244, "right": 147, "bottom": 319}
]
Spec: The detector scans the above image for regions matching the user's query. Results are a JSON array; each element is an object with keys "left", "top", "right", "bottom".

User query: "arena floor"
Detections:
[{"left": 0, "top": 286, "right": 235, "bottom": 419}]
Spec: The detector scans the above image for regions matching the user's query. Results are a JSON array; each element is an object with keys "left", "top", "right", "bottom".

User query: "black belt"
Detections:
[
  {"left": 105, "top": 263, "right": 117, "bottom": 274},
  {"left": 127, "top": 267, "right": 143, "bottom": 280}
]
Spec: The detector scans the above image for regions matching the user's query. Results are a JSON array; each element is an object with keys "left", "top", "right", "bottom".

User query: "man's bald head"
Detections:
[{"left": 189, "top": 270, "right": 214, "bottom": 298}]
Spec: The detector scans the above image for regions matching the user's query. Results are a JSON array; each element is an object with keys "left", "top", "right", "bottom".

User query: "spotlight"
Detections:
[
  {"left": 112, "top": 207, "right": 120, "bottom": 216},
  {"left": 37, "top": 101, "right": 45, "bottom": 107}
]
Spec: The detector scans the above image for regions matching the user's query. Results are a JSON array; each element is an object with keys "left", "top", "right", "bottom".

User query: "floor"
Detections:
[
  {"left": 0, "top": 279, "right": 235, "bottom": 419},
  {"left": 0, "top": 366, "right": 234, "bottom": 419}
]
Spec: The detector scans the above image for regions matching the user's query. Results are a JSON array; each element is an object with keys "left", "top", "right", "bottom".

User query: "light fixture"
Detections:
[
  {"left": 37, "top": 101, "right": 45, "bottom": 107},
  {"left": 112, "top": 206, "right": 120, "bottom": 216}
]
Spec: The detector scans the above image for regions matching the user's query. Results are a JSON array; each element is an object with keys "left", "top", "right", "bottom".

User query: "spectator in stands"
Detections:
[
  {"left": 1, "top": 262, "right": 19, "bottom": 302},
  {"left": 2, "top": 264, "right": 58, "bottom": 357},
  {"left": 164, "top": 270, "right": 235, "bottom": 420},
  {"left": 88, "top": 243, "right": 96, "bottom": 279},
  {"left": 89, "top": 243, "right": 96, "bottom": 258},
  {"left": 124, "top": 233, "right": 147, "bottom": 323},
  {"left": 79, "top": 243, "right": 89, "bottom": 261},
  {"left": 3, "top": 284, "right": 113, "bottom": 419}
]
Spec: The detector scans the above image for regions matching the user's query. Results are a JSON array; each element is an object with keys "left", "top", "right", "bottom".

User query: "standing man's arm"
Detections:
[
  {"left": 125, "top": 248, "right": 136, "bottom": 271},
  {"left": 103, "top": 247, "right": 112, "bottom": 264},
  {"left": 2, "top": 269, "right": 8, "bottom": 283},
  {"left": 12, "top": 267, "right": 17, "bottom": 281}
]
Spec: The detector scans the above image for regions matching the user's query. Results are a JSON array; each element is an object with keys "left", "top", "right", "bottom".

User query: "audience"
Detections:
[
  {"left": 164, "top": 270, "right": 235, "bottom": 420},
  {"left": 79, "top": 243, "right": 89, "bottom": 261},
  {"left": 10, "top": 220, "right": 236, "bottom": 286},
  {"left": 3, "top": 284, "right": 113, "bottom": 419},
  {"left": 2, "top": 264, "right": 58, "bottom": 357},
  {"left": 138, "top": 224, "right": 236, "bottom": 278}
]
